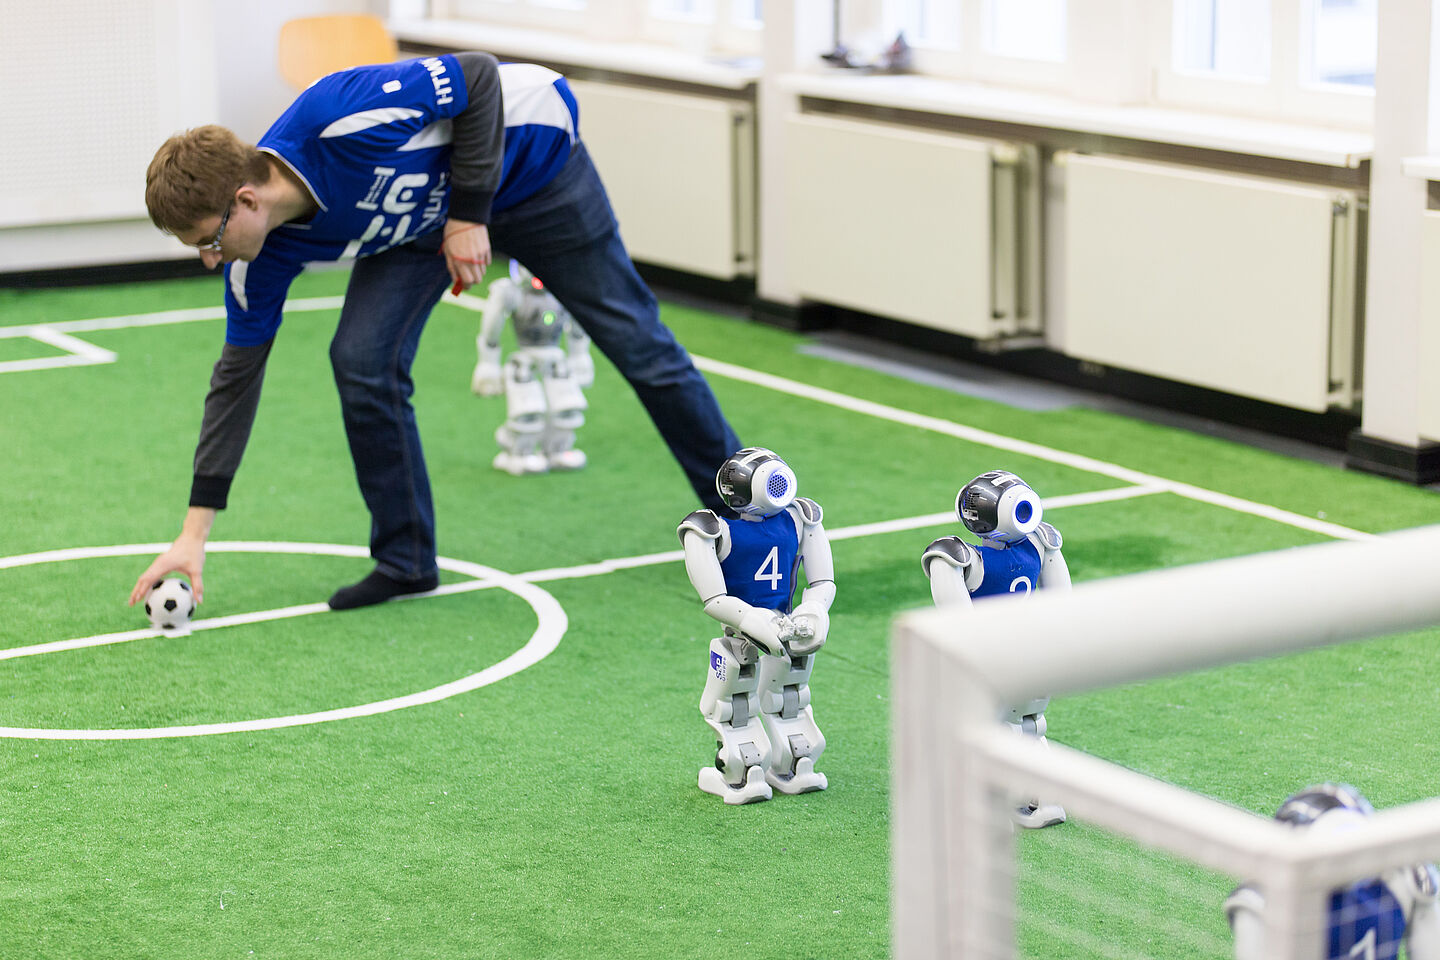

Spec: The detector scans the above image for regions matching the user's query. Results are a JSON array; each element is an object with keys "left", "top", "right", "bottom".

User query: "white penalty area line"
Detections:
[
  {"left": 690, "top": 355, "right": 1377, "bottom": 544},
  {"left": 0, "top": 296, "right": 346, "bottom": 375}
]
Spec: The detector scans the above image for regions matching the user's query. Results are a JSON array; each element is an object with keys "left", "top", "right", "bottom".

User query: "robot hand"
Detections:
[
  {"left": 787, "top": 604, "right": 829, "bottom": 657},
  {"left": 471, "top": 361, "right": 504, "bottom": 397},
  {"left": 569, "top": 352, "right": 595, "bottom": 389},
  {"left": 737, "top": 607, "right": 794, "bottom": 658}
]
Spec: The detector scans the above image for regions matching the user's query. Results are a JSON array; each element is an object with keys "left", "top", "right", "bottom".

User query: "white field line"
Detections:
[
  {"left": 0, "top": 297, "right": 1373, "bottom": 544},
  {"left": 0, "top": 485, "right": 1161, "bottom": 663},
  {"left": 0, "top": 296, "right": 347, "bottom": 375},
  {"left": 690, "top": 355, "right": 1376, "bottom": 543}
]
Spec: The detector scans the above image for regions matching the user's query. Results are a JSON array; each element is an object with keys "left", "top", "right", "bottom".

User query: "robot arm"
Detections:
[
  {"left": 788, "top": 498, "right": 834, "bottom": 656},
  {"left": 1400, "top": 864, "right": 1440, "bottom": 960},
  {"left": 1032, "top": 522, "right": 1072, "bottom": 592},
  {"left": 472, "top": 279, "right": 514, "bottom": 396},
  {"left": 1224, "top": 885, "right": 1266, "bottom": 960},
  {"left": 678, "top": 511, "right": 792, "bottom": 657},
  {"left": 563, "top": 313, "right": 594, "bottom": 389},
  {"left": 922, "top": 536, "right": 981, "bottom": 608}
]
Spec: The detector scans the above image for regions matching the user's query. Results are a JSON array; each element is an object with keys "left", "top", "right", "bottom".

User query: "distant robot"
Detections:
[
  {"left": 1226, "top": 783, "right": 1440, "bottom": 960},
  {"left": 922, "top": 469, "right": 1070, "bottom": 829},
  {"left": 471, "top": 260, "right": 594, "bottom": 475},
  {"left": 678, "top": 448, "right": 836, "bottom": 805}
]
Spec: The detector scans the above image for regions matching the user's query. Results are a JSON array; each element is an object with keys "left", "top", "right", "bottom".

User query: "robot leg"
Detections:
[
  {"left": 698, "top": 634, "right": 773, "bottom": 804},
  {"left": 756, "top": 651, "right": 828, "bottom": 794},
  {"left": 494, "top": 354, "right": 548, "bottom": 475},
  {"left": 1008, "top": 708, "right": 1066, "bottom": 829},
  {"left": 540, "top": 358, "right": 588, "bottom": 471}
]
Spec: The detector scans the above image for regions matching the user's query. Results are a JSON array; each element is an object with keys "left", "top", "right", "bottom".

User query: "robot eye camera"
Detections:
[
  {"left": 957, "top": 469, "right": 1042, "bottom": 543},
  {"left": 1275, "top": 782, "right": 1375, "bottom": 827},
  {"left": 716, "top": 447, "right": 797, "bottom": 517}
]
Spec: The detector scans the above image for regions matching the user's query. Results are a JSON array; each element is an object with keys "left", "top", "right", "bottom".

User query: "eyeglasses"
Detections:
[{"left": 195, "top": 201, "right": 233, "bottom": 253}]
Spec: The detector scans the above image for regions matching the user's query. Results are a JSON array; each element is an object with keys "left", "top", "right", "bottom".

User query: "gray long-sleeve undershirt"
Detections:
[{"left": 189, "top": 52, "right": 505, "bottom": 510}]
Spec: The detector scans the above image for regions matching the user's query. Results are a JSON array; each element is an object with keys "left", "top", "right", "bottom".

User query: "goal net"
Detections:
[{"left": 891, "top": 525, "right": 1440, "bottom": 960}]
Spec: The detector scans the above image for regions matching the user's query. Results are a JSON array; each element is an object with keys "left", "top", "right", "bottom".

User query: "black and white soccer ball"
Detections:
[{"left": 144, "top": 577, "right": 195, "bottom": 632}]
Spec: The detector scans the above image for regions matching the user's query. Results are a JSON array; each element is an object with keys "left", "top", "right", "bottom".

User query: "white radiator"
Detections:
[
  {"left": 0, "top": 0, "right": 218, "bottom": 229},
  {"left": 1061, "top": 153, "right": 1359, "bottom": 413},
  {"left": 784, "top": 112, "right": 1039, "bottom": 343},
  {"left": 1421, "top": 212, "right": 1440, "bottom": 442},
  {"left": 566, "top": 80, "right": 754, "bottom": 280}
]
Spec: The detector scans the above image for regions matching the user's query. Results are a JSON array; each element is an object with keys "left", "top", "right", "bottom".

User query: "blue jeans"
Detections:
[{"left": 333, "top": 142, "right": 740, "bottom": 581}]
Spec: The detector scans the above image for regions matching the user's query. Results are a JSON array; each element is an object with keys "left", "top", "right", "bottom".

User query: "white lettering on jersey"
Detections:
[
  {"left": 382, "top": 79, "right": 402, "bottom": 94},
  {"left": 318, "top": 108, "right": 424, "bottom": 139},
  {"left": 382, "top": 173, "right": 430, "bottom": 215},
  {"left": 228, "top": 261, "right": 250, "bottom": 311},
  {"left": 357, "top": 167, "right": 396, "bottom": 211},
  {"left": 419, "top": 174, "right": 448, "bottom": 232},
  {"left": 340, "top": 215, "right": 387, "bottom": 260},
  {"left": 754, "top": 547, "right": 783, "bottom": 590},
  {"left": 1009, "top": 576, "right": 1033, "bottom": 595},
  {"left": 1348, "top": 929, "right": 1376, "bottom": 960},
  {"left": 421, "top": 57, "right": 454, "bottom": 106}
]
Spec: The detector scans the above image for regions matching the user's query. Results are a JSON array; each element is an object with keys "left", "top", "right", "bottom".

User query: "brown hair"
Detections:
[{"left": 144, "top": 125, "right": 272, "bottom": 235}]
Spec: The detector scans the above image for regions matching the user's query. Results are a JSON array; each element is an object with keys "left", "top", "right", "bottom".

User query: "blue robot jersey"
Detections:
[
  {"left": 720, "top": 513, "right": 802, "bottom": 613},
  {"left": 971, "top": 539, "right": 1043, "bottom": 599},
  {"left": 1327, "top": 879, "right": 1407, "bottom": 960},
  {"left": 224, "top": 57, "right": 579, "bottom": 347}
]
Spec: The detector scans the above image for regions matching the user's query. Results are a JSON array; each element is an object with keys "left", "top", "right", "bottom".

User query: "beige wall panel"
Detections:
[
  {"left": 1063, "top": 154, "right": 1348, "bottom": 413},
  {"left": 568, "top": 80, "right": 749, "bottom": 280},
  {"left": 784, "top": 113, "right": 995, "bottom": 338}
]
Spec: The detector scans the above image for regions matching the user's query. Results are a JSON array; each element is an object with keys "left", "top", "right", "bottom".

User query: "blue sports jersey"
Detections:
[
  {"left": 721, "top": 512, "right": 801, "bottom": 612},
  {"left": 971, "top": 539, "right": 1043, "bottom": 598},
  {"left": 1327, "top": 879, "right": 1407, "bottom": 960},
  {"left": 224, "top": 56, "right": 579, "bottom": 347}
]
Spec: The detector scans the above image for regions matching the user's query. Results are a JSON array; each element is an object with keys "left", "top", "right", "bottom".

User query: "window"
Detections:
[
  {"left": 1305, "top": 0, "right": 1377, "bottom": 88},
  {"left": 983, "top": 0, "right": 1064, "bottom": 63},
  {"left": 888, "top": 0, "right": 961, "bottom": 49},
  {"left": 1172, "top": 0, "right": 1269, "bottom": 80}
]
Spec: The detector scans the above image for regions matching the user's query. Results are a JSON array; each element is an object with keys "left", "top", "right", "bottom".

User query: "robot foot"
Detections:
[
  {"left": 766, "top": 756, "right": 828, "bottom": 795},
  {"left": 1013, "top": 801, "right": 1067, "bottom": 829},
  {"left": 698, "top": 764, "right": 773, "bottom": 805},
  {"left": 493, "top": 451, "right": 549, "bottom": 476},
  {"left": 546, "top": 449, "right": 587, "bottom": 471}
]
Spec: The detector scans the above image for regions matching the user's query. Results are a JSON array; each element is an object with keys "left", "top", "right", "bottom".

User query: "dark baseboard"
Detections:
[
  {"left": 632, "top": 262, "right": 755, "bottom": 307},
  {"left": 818, "top": 307, "right": 1363, "bottom": 453},
  {"left": 750, "top": 298, "right": 837, "bottom": 332},
  {"left": 0, "top": 258, "right": 213, "bottom": 288},
  {"left": 1346, "top": 432, "right": 1440, "bottom": 485}
]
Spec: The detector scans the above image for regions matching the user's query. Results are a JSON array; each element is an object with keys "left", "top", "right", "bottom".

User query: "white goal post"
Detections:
[{"left": 891, "top": 524, "right": 1440, "bottom": 960}]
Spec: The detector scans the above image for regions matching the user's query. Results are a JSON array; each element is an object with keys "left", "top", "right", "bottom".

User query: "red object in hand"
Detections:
[{"left": 451, "top": 279, "right": 464, "bottom": 296}]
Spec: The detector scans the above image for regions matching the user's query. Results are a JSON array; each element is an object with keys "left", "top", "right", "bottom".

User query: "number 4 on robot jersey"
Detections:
[{"left": 754, "top": 547, "right": 783, "bottom": 589}]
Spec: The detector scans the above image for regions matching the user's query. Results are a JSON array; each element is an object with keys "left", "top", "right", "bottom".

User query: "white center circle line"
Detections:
[{"left": 0, "top": 541, "right": 566, "bottom": 740}]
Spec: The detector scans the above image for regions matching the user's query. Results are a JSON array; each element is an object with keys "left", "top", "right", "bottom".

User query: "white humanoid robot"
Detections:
[
  {"left": 678, "top": 448, "right": 836, "bottom": 805},
  {"left": 922, "top": 469, "right": 1071, "bottom": 829},
  {"left": 1226, "top": 783, "right": 1440, "bottom": 960},
  {"left": 471, "top": 259, "right": 595, "bottom": 475}
]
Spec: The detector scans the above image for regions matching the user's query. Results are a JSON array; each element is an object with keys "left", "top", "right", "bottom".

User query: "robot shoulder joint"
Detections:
[
  {"left": 922, "top": 536, "right": 977, "bottom": 573},
  {"left": 1034, "top": 522, "right": 1062, "bottom": 551},
  {"left": 791, "top": 497, "right": 823, "bottom": 526},
  {"left": 677, "top": 509, "right": 724, "bottom": 544}
]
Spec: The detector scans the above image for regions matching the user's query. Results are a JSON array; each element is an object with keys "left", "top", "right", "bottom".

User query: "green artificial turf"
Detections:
[{"left": 1, "top": 265, "right": 1438, "bottom": 959}]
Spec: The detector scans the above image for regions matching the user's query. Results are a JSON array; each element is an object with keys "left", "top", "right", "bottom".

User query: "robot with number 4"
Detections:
[
  {"left": 471, "top": 260, "right": 594, "bottom": 475},
  {"left": 679, "top": 448, "right": 835, "bottom": 804},
  {"left": 922, "top": 470, "right": 1070, "bottom": 828}
]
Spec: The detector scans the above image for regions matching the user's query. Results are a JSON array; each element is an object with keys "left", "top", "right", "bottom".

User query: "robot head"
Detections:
[
  {"left": 956, "top": 470, "right": 1042, "bottom": 543},
  {"left": 715, "top": 448, "right": 797, "bottom": 518},
  {"left": 1274, "top": 782, "right": 1374, "bottom": 828},
  {"left": 508, "top": 259, "right": 546, "bottom": 292}
]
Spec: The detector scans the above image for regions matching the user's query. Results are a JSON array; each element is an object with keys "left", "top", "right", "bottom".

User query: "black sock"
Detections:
[{"left": 328, "top": 568, "right": 440, "bottom": 610}]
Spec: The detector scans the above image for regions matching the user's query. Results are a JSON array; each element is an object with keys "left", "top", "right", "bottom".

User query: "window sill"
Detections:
[
  {"left": 780, "top": 71, "right": 1372, "bottom": 169},
  {"left": 1402, "top": 156, "right": 1440, "bottom": 181},
  {"left": 389, "top": 18, "right": 761, "bottom": 91}
]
